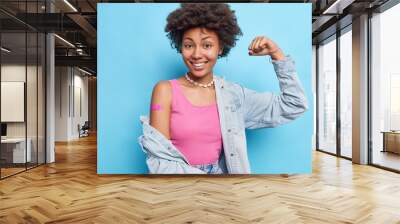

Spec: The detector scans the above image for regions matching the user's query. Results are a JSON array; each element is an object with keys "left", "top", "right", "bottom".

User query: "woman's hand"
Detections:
[{"left": 248, "top": 36, "right": 285, "bottom": 61}]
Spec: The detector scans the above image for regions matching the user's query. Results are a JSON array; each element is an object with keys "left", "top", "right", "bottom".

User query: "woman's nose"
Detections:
[{"left": 191, "top": 47, "right": 202, "bottom": 59}]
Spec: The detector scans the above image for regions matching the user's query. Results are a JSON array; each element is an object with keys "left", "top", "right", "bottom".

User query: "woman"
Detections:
[{"left": 139, "top": 3, "right": 308, "bottom": 174}]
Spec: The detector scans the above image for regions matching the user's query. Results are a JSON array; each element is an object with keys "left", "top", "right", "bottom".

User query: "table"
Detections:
[
  {"left": 1, "top": 138, "right": 32, "bottom": 163},
  {"left": 381, "top": 131, "right": 400, "bottom": 154}
]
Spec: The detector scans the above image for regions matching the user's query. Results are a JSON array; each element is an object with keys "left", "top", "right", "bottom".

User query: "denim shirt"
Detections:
[{"left": 138, "top": 56, "right": 308, "bottom": 174}]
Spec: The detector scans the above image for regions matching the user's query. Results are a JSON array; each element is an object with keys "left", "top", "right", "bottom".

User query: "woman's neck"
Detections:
[{"left": 186, "top": 72, "right": 214, "bottom": 85}]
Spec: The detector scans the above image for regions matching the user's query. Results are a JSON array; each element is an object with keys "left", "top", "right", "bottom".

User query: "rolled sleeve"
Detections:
[{"left": 243, "top": 56, "right": 308, "bottom": 129}]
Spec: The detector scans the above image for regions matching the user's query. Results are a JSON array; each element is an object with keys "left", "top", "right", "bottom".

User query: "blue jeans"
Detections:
[
  {"left": 191, "top": 152, "right": 227, "bottom": 174},
  {"left": 192, "top": 162, "right": 223, "bottom": 174}
]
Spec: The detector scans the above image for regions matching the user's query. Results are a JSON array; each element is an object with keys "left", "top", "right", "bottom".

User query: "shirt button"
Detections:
[
  {"left": 230, "top": 153, "right": 234, "bottom": 156},
  {"left": 225, "top": 106, "right": 229, "bottom": 110},
  {"left": 227, "top": 129, "right": 231, "bottom": 132}
]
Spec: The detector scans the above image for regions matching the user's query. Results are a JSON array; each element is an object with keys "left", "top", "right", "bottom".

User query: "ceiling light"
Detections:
[
  {"left": 76, "top": 48, "right": 85, "bottom": 55},
  {"left": 78, "top": 67, "right": 93, "bottom": 76},
  {"left": 1, "top": 47, "right": 11, "bottom": 53},
  {"left": 322, "top": 0, "right": 355, "bottom": 15},
  {"left": 63, "top": 0, "right": 78, "bottom": 12},
  {"left": 323, "top": 0, "right": 342, "bottom": 14},
  {"left": 54, "top": 34, "right": 75, "bottom": 48}
]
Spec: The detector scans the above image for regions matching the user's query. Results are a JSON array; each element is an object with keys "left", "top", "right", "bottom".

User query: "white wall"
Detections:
[
  {"left": 72, "top": 73, "right": 89, "bottom": 138},
  {"left": 55, "top": 66, "right": 69, "bottom": 141},
  {"left": 1, "top": 65, "right": 42, "bottom": 137},
  {"left": 1, "top": 65, "right": 26, "bottom": 133},
  {"left": 1, "top": 82, "right": 25, "bottom": 122},
  {"left": 55, "top": 67, "right": 89, "bottom": 141},
  {"left": 1, "top": 63, "right": 46, "bottom": 164}
]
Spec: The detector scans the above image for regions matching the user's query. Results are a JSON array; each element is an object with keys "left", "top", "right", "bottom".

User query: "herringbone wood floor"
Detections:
[{"left": 1, "top": 134, "right": 400, "bottom": 224}]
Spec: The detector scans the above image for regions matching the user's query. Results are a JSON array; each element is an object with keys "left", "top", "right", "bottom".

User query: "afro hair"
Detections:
[{"left": 165, "top": 3, "right": 242, "bottom": 58}]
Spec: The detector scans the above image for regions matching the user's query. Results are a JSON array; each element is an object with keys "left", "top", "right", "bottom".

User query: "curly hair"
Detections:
[{"left": 165, "top": 3, "right": 242, "bottom": 58}]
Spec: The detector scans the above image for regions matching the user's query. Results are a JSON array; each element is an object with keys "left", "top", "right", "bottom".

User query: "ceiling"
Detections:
[{"left": 0, "top": 0, "right": 393, "bottom": 75}]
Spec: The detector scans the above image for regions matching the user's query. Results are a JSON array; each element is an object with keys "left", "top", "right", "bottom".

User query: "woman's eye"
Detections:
[
  {"left": 203, "top": 44, "right": 212, "bottom": 49},
  {"left": 183, "top": 44, "right": 193, "bottom": 48}
]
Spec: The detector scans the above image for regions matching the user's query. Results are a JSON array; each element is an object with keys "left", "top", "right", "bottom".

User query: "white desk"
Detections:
[{"left": 1, "top": 138, "right": 32, "bottom": 163}]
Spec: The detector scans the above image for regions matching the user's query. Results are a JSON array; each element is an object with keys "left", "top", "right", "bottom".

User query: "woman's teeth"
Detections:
[{"left": 192, "top": 62, "right": 206, "bottom": 69}]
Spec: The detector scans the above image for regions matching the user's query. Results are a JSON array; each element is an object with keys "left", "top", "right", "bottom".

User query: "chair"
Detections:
[{"left": 78, "top": 121, "right": 90, "bottom": 138}]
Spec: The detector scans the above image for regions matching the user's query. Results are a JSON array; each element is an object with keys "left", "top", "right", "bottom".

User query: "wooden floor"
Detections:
[
  {"left": 0, "top": 167, "right": 26, "bottom": 178},
  {"left": 1, "top": 135, "right": 400, "bottom": 224}
]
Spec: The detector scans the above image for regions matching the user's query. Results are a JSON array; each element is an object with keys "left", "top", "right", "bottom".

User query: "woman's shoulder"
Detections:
[
  {"left": 153, "top": 80, "right": 172, "bottom": 93},
  {"left": 151, "top": 80, "right": 173, "bottom": 103}
]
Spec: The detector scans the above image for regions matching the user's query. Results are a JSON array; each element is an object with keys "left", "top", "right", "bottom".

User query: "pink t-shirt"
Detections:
[{"left": 169, "top": 79, "right": 222, "bottom": 165}]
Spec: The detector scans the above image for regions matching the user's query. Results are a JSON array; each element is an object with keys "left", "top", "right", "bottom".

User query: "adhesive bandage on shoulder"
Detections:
[{"left": 150, "top": 104, "right": 162, "bottom": 111}]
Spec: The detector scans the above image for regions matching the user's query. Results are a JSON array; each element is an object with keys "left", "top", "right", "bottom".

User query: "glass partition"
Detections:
[
  {"left": 1, "top": 31, "right": 28, "bottom": 178},
  {"left": 27, "top": 31, "right": 38, "bottom": 169},
  {"left": 317, "top": 36, "right": 337, "bottom": 155},
  {"left": 371, "top": 3, "right": 400, "bottom": 171},
  {"left": 339, "top": 28, "right": 352, "bottom": 158},
  {"left": 0, "top": 1, "right": 46, "bottom": 179}
]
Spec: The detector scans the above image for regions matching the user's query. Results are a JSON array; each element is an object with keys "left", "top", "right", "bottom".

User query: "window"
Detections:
[
  {"left": 317, "top": 36, "right": 337, "bottom": 154},
  {"left": 339, "top": 28, "right": 352, "bottom": 158},
  {"left": 371, "top": 3, "right": 400, "bottom": 171}
]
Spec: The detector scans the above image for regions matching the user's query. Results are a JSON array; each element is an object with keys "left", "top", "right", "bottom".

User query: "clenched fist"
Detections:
[{"left": 248, "top": 36, "right": 285, "bottom": 61}]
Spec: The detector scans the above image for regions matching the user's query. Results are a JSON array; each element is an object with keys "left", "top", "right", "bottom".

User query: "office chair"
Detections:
[{"left": 79, "top": 121, "right": 90, "bottom": 138}]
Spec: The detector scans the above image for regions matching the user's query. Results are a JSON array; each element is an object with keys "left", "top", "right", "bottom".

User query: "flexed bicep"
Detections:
[{"left": 242, "top": 57, "right": 308, "bottom": 129}]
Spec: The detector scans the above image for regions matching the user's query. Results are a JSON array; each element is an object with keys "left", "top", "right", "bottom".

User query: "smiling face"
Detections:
[{"left": 181, "top": 27, "right": 222, "bottom": 79}]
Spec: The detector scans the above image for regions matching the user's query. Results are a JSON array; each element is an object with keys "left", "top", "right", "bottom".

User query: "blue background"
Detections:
[{"left": 98, "top": 3, "right": 313, "bottom": 174}]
